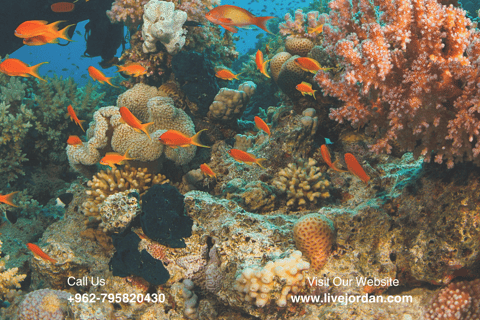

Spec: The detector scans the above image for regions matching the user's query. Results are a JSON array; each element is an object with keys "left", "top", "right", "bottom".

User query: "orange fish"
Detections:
[
  {"left": 158, "top": 129, "right": 210, "bottom": 148},
  {"left": 294, "top": 57, "right": 332, "bottom": 74},
  {"left": 255, "top": 50, "right": 271, "bottom": 78},
  {"left": 67, "top": 105, "right": 85, "bottom": 132},
  {"left": 51, "top": 2, "right": 75, "bottom": 12},
  {"left": 320, "top": 144, "right": 347, "bottom": 172},
  {"left": 119, "top": 107, "right": 153, "bottom": 140},
  {"left": 307, "top": 24, "right": 324, "bottom": 34},
  {"left": 67, "top": 135, "right": 83, "bottom": 146},
  {"left": 26, "top": 243, "right": 57, "bottom": 264},
  {"left": 200, "top": 163, "right": 216, "bottom": 178},
  {"left": 15, "top": 20, "right": 56, "bottom": 38},
  {"left": 254, "top": 116, "right": 270, "bottom": 136},
  {"left": 205, "top": 5, "right": 274, "bottom": 34},
  {"left": 23, "top": 23, "right": 75, "bottom": 46},
  {"left": 88, "top": 66, "right": 118, "bottom": 87},
  {"left": 215, "top": 69, "right": 243, "bottom": 80},
  {"left": 100, "top": 150, "right": 134, "bottom": 169},
  {"left": 228, "top": 149, "right": 266, "bottom": 168},
  {"left": 0, "top": 191, "right": 19, "bottom": 207},
  {"left": 0, "top": 58, "right": 48, "bottom": 82},
  {"left": 115, "top": 63, "right": 147, "bottom": 77},
  {"left": 344, "top": 153, "right": 370, "bottom": 184},
  {"left": 296, "top": 82, "right": 316, "bottom": 99}
]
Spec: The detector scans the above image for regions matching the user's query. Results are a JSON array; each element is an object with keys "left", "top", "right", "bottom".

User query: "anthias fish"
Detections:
[
  {"left": 255, "top": 50, "right": 271, "bottom": 78},
  {"left": 159, "top": 129, "right": 210, "bottom": 148},
  {"left": 119, "top": 107, "right": 153, "bottom": 140},
  {"left": 0, "top": 58, "right": 48, "bottom": 82},
  {"left": 100, "top": 150, "right": 134, "bottom": 169},
  {"left": 88, "top": 66, "right": 118, "bottom": 88},
  {"left": 215, "top": 69, "right": 243, "bottom": 80},
  {"left": 115, "top": 64, "right": 147, "bottom": 77},
  {"left": 228, "top": 149, "right": 266, "bottom": 168},
  {"left": 294, "top": 57, "right": 332, "bottom": 74},
  {"left": 344, "top": 153, "right": 370, "bottom": 184},
  {"left": 67, "top": 135, "right": 83, "bottom": 146},
  {"left": 205, "top": 5, "right": 275, "bottom": 34},
  {"left": 0, "top": 191, "right": 19, "bottom": 207},
  {"left": 67, "top": 105, "right": 85, "bottom": 132},
  {"left": 200, "top": 163, "right": 216, "bottom": 178},
  {"left": 296, "top": 82, "right": 317, "bottom": 99},
  {"left": 27, "top": 243, "right": 57, "bottom": 264},
  {"left": 320, "top": 144, "right": 347, "bottom": 172},
  {"left": 308, "top": 24, "right": 324, "bottom": 34},
  {"left": 254, "top": 116, "right": 270, "bottom": 136}
]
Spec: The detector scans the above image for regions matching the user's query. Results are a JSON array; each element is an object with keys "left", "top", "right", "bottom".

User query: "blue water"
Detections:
[{"left": 10, "top": 0, "right": 287, "bottom": 87}]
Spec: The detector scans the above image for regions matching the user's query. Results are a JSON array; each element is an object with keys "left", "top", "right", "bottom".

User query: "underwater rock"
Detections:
[
  {"left": 140, "top": 184, "right": 193, "bottom": 248},
  {"left": 109, "top": 230, "right": 170, "bottom": 285},
  {"left": 171, "top": 51, "right": 219, "bottom": 117}
]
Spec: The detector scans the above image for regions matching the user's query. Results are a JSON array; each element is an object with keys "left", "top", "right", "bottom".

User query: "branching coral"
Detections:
[
  {"left": 279, "top": 9, "right": 325, "bottom": 39},
  {"left": 315, "top": 0, "right": 480, "bottom": 168},
  {"left": 83, "top": 165, "right": 169, "bottom": 221},
  {"left": 0, "top": 240, "right": 26, "bottom": 300},
  {"left": 107, "top": 0, "right": 149, "bottom": 30},
  {"left": 272, "top": 158, "right": 330, "bottom": 209}
]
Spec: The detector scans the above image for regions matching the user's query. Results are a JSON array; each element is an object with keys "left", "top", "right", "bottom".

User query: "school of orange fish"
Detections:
[{"left": 0, "top": 3, "right": 369, "bottom": 264}]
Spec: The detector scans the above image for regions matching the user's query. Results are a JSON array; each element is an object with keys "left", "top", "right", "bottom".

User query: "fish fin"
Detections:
[
  {"left": 123, "top": 148, "right": 135, "bottom": 161},
  {"left": 78, "top": 120, "right": 85, "bottom": 132},
  {"left": 313, "top": 90, "right": 317, "bottom": 100},
  {"left": 142, "top": 122, "right": 154, "bottom": 141},
  {"left": 47, "top": 20, "right": 66, "bottom": 31},
  {"left": 1, "top": 191, "right": 19, "bottom": 207},
  {"left": 218, "top": 18, "right": 232, "bottom": 23},
  {"left": 190, "top": 129, "right": 210, "bottom": 148},
  {"left": 57, "top": 24, "right": 76, "bottom": 42},
  {"left": 105, "top": 77, "right": 119, "bottom": 88},
  {"left": 28, "top": 62, "right": 49, "bottom": 82},
  {"left": 221, "top": 24, "right": 238, "bottom": 33},
  {"left": 256, "top": 158, "right": 267, "bottom": 169},
  {"left": 331, "top": 160, "right": 348, "bottom": 173},
  {"left": 254, "top": 16, "right": 275, "bottom": 34}
]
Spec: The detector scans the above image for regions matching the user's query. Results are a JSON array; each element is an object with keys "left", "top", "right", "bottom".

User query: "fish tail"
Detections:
[
  {"left": 142, "top": 122, "right": 154, "bottom": 141},
  {"left": 256, "top": 158, "right": 267, "bottom": 169},
  {"left": 331, "top": 159, "right": 348, "bottom": 173},
  {"left": 313, "top": 90, "right": 317, "bottom": 100},
  {"left": 191, "top": 129, "right": 210, "bottom": 148},
  {"left": 254, "top": 16, "right": 275, "bottom": 34},
  {"left": 105, "top": 77, "right": 119, "bottom": 88},
  {"left": 2, "top": 191, "right": 19, "bottom": 207},
  {"left": 124, "top": 148, "right": 135, "bottom": 161},
  {"left": 28, "top": 62, "right": 49, "bottom": 82},
  {"left": 47, "top": 20, "right": 67, "bottom": 31},
  {"left": 57, "top": 24, "right": 76, "bottom": 42},
  {"left": 78, "top": 120, "right": 85, "bottom": 132}
]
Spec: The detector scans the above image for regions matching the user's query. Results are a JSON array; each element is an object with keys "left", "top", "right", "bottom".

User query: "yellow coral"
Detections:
[
  {"left": 83, "top": 165, "right": 169, "bottom": 221},
  {"left": 270, "top": 52, "right": 292, "bottom": 82},
  {"left": 0, "top": 240, "right": 26, "bottom": 299},
  {"left": 285, "top": 37, "right": 314, "bottom": 57},
  {"left": 272, "top": 158, "right": 330, "bottom": 209},
  {"left": 116, "top": 83, "right": 159, "bottom": 122}
]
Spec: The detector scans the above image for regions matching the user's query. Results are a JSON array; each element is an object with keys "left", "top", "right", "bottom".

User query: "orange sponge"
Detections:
[{"left": 293, "top": 213, "right": 334, "bottom": 271}]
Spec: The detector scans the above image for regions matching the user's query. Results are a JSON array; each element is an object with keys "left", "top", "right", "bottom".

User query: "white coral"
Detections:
[{"left": 142, "top": 0, "right": 187, "bottom": 54}]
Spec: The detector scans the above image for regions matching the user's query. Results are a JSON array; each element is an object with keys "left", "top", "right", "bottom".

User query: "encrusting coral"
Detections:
[
  {"left": 15, "top": 288, "right": 71, "bottom": 320},
  {"left": 99, "top": 189, "right": 140, "bottom": 234},
  {"left": 293, "top": 213, "right": 334, "bottom": 271},
  {"left": 233, "top": 251, "right": 310, "bottom": 308},
  {"left": 83, "top": 165, "right": 169, "bottom": 221},
  {"left": 207, "top": 81, "right": 256, "bottom": 123},
  {"left": 0, "top": 240, "right": 26, "bottom": 300},
  {"left": 142, "top": 0, "right": 188, "bottom": 55},
  {"left": 272, "top": 158, "right": 330, "bottom": 209}
]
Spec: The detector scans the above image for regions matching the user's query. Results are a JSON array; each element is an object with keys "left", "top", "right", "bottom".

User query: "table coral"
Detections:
[
  {"left": 424, "top": 279, "right": 480, "bottom": 319},
  {"left": 83, "top": 165, "right": 169, "bottom": 221},
  {"left": 142, "top": 0, "right": 187, "bottom": 55},
  {"left": 293, "top": 213, "right": 334, "bottom": 271},
  {"left": 315, "top": 0, "right": 480, "bottom": 168},
  {"left": 16, "top": 289, "right": 71, "bottom": 320},
  {"left": 233, "top": 251, "right": 310, "bottom": 308},
  {"left": 272, "top": 158, "right": 330, "bottom": 209}
]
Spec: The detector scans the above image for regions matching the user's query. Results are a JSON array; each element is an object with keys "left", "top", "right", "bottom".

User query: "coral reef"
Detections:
[
  {"left": 0, "top": 240, "right": 26, "bottom": 300},
  {"left": 182, "top": 279, "right": 199, "bottom": 319},
  {"left": 279, "top": 9, "right": 325, "bottom": 39},
  {"left": 117, "top": 83, "right": 160, "bottom": 123},
  {"left": 82, "top": 165, "right": 169, "bottom": 221},
  {"left": 424, "top": 279, "right": 480, "bottom": 319},
  {"left": 107, "top": 0, "right": 149, "bottom": 30},
  {"left": 99, "top": 189, "right": 140, "bottom": 233},
  {"left": 234, "top": 251, "right": 310, "bottom": 307},
  {"left": 293, "top": 213, "right": 334, "bottom": 271},
  {"left": 224, "top": 179, "right": 276, "bottom": 213},
  {"left": 207, "top": 81, "right": 257, "bottom": 123},
  {"left": 142, "top": 0, "right": 188, "bottom": 55},
  {"left": 316, "top": 0, "right": 480, "bottom": 168},
  {"left": 272, "top": 158, "right": 330, "bottom": 209},
  {"left": 16, "top": 289, "right": 71, "bottom": 320}
]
